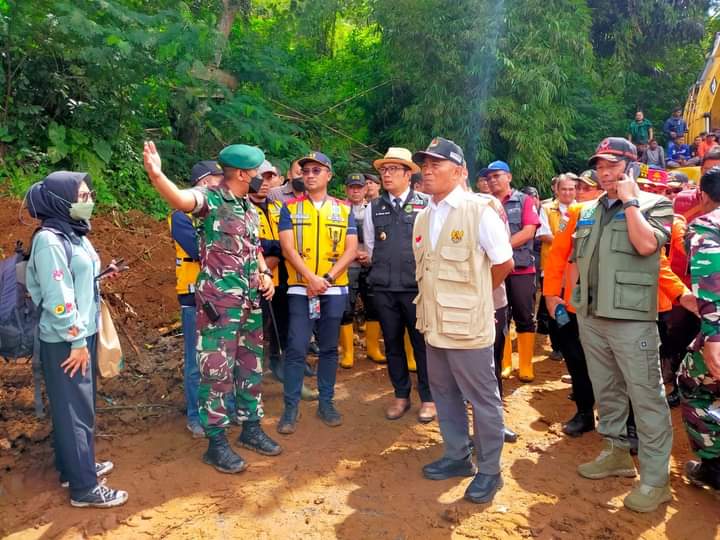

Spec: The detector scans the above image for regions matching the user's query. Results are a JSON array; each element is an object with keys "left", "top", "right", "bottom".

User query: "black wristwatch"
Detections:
[
  {"left": 323, "top": 272, "right": 335, "bottom": 285},
  {"left": 261, "top": 268, "right": 273, "bottom": 278},
  {"left": 622, "top": 199, "right": 640, "bottom": 210}
]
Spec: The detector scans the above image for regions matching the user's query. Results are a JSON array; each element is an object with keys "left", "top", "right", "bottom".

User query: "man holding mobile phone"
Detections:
[{"left": 545, "top": 137, "right": 675, "bottom": 513}]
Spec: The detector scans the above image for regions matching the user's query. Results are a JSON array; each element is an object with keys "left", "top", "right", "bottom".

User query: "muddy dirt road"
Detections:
[{"left": 2, "top": 344, "right": 719, "bottom": 540}]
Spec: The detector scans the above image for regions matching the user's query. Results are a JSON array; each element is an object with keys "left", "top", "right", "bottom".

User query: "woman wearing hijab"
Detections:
[{"left": 25, "top": 171, "right": 128, "bottom": 508}]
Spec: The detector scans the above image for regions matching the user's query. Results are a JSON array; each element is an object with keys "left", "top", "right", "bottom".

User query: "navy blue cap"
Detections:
[
  {"left": 298, "top": 151, "right": 333, "bottom": 170},
  {"left": 345, "top": 173, "right": 366, "bottom": 186},
  {"left": 190, "top": 160, "right": 223, "bottom": 185},
  {"left": 485, "top": 160, "right": 511, "bottom": 173},
  {"left": 412, "top": 137, "right": 465, "bottom": 166}
]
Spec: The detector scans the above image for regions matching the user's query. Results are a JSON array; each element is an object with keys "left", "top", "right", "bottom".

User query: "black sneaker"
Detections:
[
  {"left": 666, "top": 385, "right": 681, "bottom": 408},
  {"left": 202, "top": 432, "right": 247, "bottom": 474},
  {"left": 277, "top": 406, "right": 299, "bottom": 435},
  {"left": 237, "top": 421, "right": 282, "bottom": 456},
  {"left": 562, "top": 411, "right": 595, "bottom": 437},
  {"left": 70, "top": 480, "right": 128, "bottom": 508},
  {"left": 61, "top": 461, "right": 114, "bottom": 488},
  {"left": 317, "top": 402, "right": 343, "bottom": 427}
]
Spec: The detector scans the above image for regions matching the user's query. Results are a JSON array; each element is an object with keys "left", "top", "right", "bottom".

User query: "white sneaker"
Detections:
[{"left": 61, "top": 460, "right": 114, "bottom": 488}]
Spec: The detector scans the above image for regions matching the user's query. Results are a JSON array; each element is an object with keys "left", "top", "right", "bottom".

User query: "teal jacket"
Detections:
[{"left": 26, "top": 231, "right": 100, "bottom": 349}]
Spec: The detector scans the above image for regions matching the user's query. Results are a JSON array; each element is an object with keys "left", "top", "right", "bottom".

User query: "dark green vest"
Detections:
[{"left": 571, "top": 192, "right": 671, "bottom": 321}]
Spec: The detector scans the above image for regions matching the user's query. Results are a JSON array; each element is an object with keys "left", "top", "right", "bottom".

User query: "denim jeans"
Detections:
[
  {"left": 284, "top": 294, "right": 346, "bottom": 408},
  {"left": 182, "top": 306, "right": 201, "bottom": 425}
]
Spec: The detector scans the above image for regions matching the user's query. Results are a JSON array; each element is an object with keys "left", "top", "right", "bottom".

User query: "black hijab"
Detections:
[{"left": 26, "top": 171, "right": 92, "bottom": 243}]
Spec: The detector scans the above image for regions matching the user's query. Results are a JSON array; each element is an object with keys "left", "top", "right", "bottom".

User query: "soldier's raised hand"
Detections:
[{"left": 143, "top": 141, "right": 163, "bottom": 180}]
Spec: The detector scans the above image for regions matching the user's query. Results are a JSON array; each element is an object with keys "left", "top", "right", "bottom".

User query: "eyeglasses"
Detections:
[
  {"left": 302, "top": 166, "right": 328, "bottom": 176},
  {"left": 378, "top": 165, "right": 408, "bottom": 175},
  {"left": 77, "top": 191, "right": 95, "bottom": 202}
]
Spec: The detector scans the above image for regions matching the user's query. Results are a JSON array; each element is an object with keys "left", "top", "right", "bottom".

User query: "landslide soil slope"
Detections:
[{"left": 0, "top": 198, "right": 718, "bottom": 540}]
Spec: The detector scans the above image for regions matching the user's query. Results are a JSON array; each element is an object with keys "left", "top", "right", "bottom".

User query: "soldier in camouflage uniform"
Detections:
[
  {"left": 143, "top": 141, "right": 281, "bottom": 474},
  {"left": 679, "top": 166, "right": 720, "bottom": 491}
]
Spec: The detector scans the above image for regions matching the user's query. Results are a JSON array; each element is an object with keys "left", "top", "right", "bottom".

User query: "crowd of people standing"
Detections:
[{"left": 23, "top": 127, "right": 720, "bottom": 513}]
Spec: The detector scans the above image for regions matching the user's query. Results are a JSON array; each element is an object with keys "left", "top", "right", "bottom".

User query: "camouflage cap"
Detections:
[{"left": 218, "top": 144, "right": 265, "bottom": 170}]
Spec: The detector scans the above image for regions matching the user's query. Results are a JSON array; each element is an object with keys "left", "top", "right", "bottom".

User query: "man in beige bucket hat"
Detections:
[{"left": 363, "top": 147, "right": 436, "bottom": 422}]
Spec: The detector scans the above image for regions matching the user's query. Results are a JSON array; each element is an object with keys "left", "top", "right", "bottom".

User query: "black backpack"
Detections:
[{"left": 0, "top": 228, "right": 72, "bottom": 417}]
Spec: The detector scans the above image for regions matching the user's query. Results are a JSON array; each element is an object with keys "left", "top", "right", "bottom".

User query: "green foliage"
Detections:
[{"left": 0, "top": 0, "right": 715, "bottom": 209}]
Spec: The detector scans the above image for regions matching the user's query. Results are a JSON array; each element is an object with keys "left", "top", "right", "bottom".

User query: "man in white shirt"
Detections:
[{"left": 411, "top": 137, "right": 514, "bottom": 504}]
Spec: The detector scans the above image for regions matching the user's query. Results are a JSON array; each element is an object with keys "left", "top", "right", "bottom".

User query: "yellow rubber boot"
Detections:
[
  {"left": 517, "top": 332, "right": 536, "bottom": 382},
  {"left": 405, "top": 331, "right": 417, "bottom": 372},
  {"left": 501, "top": 337, "right": 513, "bottom": 379},
  {"left": 339, "top": 324, "right": 354, "bottom": 369},
  {"left": 365, "top": 321, "right": 387, "bottom": 363}
]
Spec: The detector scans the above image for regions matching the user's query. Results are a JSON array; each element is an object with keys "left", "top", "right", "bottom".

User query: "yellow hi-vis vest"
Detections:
[
  {"left": 167, "top": 213, "right": 201, "bottom": 296},
  {"left": 254, "top": 199, "right": 282, "bottom": 286},
  {"left": 284, "top": 195, "right": 352, "bottom": 287},
  {"left": 539, "top": 199, "right": 564, "bottom": 270}
]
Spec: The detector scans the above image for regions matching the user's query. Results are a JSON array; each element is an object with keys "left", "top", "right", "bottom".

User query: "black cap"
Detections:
[
  {"left": 190, "top": 160, "right": 223, "bottom": 185},
  {"left": 412, "top": 137, "right": 465, "bottom": 166},
  {"left": 363, "top": 173, "right": 380, "bottom": 184},
  {"left": 345, "top": 173, "right": 366, "bottom": 186},
  {"left": 588, "top": 137, "right": 637, "bottom": 166}
]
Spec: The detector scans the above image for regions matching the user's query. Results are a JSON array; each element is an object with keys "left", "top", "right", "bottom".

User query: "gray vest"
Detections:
[
  {"left": 368, "top": 191, "right": 428, "bottom": 291},
  {"left": 503, "top": 189, "right": 534, "bottom": 268}
]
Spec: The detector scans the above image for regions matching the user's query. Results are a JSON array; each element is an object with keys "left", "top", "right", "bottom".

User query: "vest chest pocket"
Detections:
[
  {"left": 437, "top": 292, "right": 478, "bottom": 338},
  {"left": 614, "top": 271, "right": 653, "bottom": 312},
  {"left": 438, "top": 246, "right": 471, "bottom": 283},
  {"left": 571, "top": 226, "right": 591, "bottom": 261},
  {"left": 609, "top": 221, "right": 638, "bottom": 255}
]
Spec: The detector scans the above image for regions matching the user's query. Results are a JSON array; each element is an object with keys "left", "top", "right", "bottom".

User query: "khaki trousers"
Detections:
[{"left": 577, "top": 314, "right": 672, "bottom": 487}]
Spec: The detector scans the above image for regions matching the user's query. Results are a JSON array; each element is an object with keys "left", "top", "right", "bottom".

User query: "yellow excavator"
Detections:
[{"left": 682, "top": 32, "right": 720, "bottom": 182}]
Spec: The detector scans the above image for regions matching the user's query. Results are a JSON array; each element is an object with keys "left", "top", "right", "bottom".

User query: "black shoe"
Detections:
[
  {"left": 667, "top": 385, "right": 681, "bottom": 408},
  {"left": 70, "top": 481, "right": 129, "bottom": 508},
  {"left": 422, "top": 456, "right": 477, "bottom": 480},
  {"left": 317, "top": 402, "right": 343, "bottom": 427},
  {"left": 237, "top": 421, "right": 282, "bottom": 456},
  {"left": 685, "top": 459, "right": 720, "bottom": 490},
  {"left": 562, "top": 411, "right": 595, "bottom": 437},
  {"left": 202, "top": 432, "right": 247, "bottom": 473},
  {"left": 627, "top": 424, "right": 639, "bottom": 456},
  {"left": 464, "top": 473, "right": 503, "bottom": 504},
  {"left": 304, "top": 361, "right": 316, "bottom": 377},
  {"left": 309, "top": 342, "right": 320, "bottom": 355},
  {"left": 504, "top": 428, "right": 518, "bottom": 444},
  {"left": 277, "top": 406, "right": 299, "bottom": 435}
]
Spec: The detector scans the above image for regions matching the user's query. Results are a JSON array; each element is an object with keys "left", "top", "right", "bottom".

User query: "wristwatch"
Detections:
[
  {"left": 622, "top": 199, "right": 640, "bottom": 210},
  {"left": 261, "top": 268, "right": 273, "bottom": 278},
  {"left": 323, "top": 272, "right": 335, "bottom": 285}
]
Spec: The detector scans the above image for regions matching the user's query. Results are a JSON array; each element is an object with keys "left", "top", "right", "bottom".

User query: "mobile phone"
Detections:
[
  {"left": 202, "top": 301, "right": 221, "bottom": 323},
  {"left": 624, "top": 161, "right": 641, "bottom": 181}
]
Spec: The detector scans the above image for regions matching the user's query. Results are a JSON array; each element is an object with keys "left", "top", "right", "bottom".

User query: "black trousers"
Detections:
[
  {"left": 373, "top": 290, "right": 431, "bottom": 402},
  {"left": 505, "top": 274, "right": 537, "bottom": 333},
  {"left": 42, "top": 334, "right": 98, "bottom": 499},
  {"left": 494, "top": 305, "right": 508, "bottom": 396},
  {"left": 536, "top": 277, "right": 561, "bottom": 351},
  {"left": 264, "top": 286, "right": 289, "bottom": 361},
  {"left": 342, "top": 267, "right": 377, "bottom": 325},
  {"left": 556, "top": 312, "right": 595, "bottom": 413}
]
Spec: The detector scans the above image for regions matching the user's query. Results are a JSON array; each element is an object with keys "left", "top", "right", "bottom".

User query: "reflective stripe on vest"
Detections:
[
  {"left": 284, "top": 196, "right": 351, "bottom": 287},
  {"left": 167, "top": 214, "right": 200, "bottom": 296}
]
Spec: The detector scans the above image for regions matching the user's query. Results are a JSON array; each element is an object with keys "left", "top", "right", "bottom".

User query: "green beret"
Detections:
[{"left": 218, "top": 144, "right": 265, "bottom": 170}]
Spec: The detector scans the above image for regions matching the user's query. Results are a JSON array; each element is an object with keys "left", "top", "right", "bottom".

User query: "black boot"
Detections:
[
  {"left": 269, "top": 356, "right": 284, "bottom": 382},
  {"left": 666, "top": 382, "right": 681, "bottom": 408},
  {"left": 203, "top": 432, "right": 247, "bottom": 473},
  {"left": 277, "top": 406, "right": 299, "bottom": 435},
  {"left": 238, "top": 421, "right": 282, "bottom": 456},
  {"left": 317, "top": 401, "right": 343, "bottom": 427},
  {"left": 562, "top": 411, "right": 595, "bottom": 437},
  {"left": 627, "top": 423, "right": 639, "bottom": 456},
  {"left": 685, "top": 459, "right": 720, "bottom": 490}
]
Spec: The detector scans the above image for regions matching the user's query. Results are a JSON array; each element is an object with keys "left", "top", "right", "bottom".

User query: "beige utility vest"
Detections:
[{"left": 413, "top": 196, "right": 495, "bottom": 349}]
